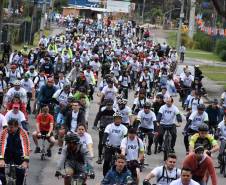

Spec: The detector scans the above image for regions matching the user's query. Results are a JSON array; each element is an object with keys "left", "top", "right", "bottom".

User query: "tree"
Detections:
[
  {"left": 54, "top": 0, "right": 68, "bottom": 12},
  {"left": 212, "top": 0, "right": 226, "bottom": 19}
]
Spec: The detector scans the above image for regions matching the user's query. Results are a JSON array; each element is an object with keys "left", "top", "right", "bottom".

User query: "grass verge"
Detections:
[
  {"left": 166, "top": 31, "right": 223, "bottom": 62},
  {"left": 186, "top": 49, "right": 222, "bottom": 62},
  {"left": 200, "top": 65, "right": 226, "bottom": 88}
]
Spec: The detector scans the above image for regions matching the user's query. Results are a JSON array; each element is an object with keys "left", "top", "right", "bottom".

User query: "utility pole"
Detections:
[
  {"left": 176, "top": 0, "right": 185, "bottom": 52},
  {"left": 141, "top": 0, "right": 146, "bottom": 24},
  {"left": 0, "top": 0, "right": 3, "bottom": 46},
  {"left": 188, "top": 0, "right": 196, "bottom": 38},
  {"left": 40, "top": 0, "right": 47, "bottom": 37}
]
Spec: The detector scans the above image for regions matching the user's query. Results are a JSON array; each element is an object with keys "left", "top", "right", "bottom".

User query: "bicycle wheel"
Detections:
[{"left": 224, "top": 155, "right": 226, "bottom": 177}]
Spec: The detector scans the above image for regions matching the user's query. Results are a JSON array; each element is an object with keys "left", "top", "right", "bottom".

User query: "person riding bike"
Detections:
[
  {"left": 38, "top": 77, "right": 57, "bottom": 113},
  {"left": 183, "top": 144, "right": 217, "bottom": 185},
  {"left": 101, "top": 154, "right": 133, "bottom": 185},
  {"left": 0, "top": 119, "right": 30, "bottom": 185},
  {"left": 132, "top": 88, "right": 147, "bottom": 115},
  {"left": 118, "top": 70, "right": 131, "bottom": 99},
  {"left": 143, "top": 153, "right": 181, "bottom": 185},
  {"left": 32, "top": 105, "right": 56, "bottom": 157},
  {"left": 189, "top": 124, "right": 219, "bottom": 155},
  {"left": 102, "top": 112, "right": 128, "bottom": 176},
  {"left": 136, "top": 102, "right": 157, "bottom": 155},
  {"left": 121, "top": 127, "right": 144, "bottom": 184},
  {"left": 156, "top": 97, "right": 182, "bottom": 153},
  {"left": 93, "top": 99, "right": 115, "bottom": 164},
  {"left": 55, "top": 133, "right": 93, "bottom": 185},
  {"left": 116, "top": 99, "right": 132, "bottom": 127},
  {"left": 217, "top": 112, "right": 226, "bottom": 163},
  {"left": 184, "top": 104, "right": 209, "bottom": 153}
]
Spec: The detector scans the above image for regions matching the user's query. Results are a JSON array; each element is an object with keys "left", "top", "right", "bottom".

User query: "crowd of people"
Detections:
[{"left": 0, "top": 16, "right": 225, "bottom": 185}]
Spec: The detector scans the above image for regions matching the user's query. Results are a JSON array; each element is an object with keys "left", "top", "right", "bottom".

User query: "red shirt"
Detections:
[
  {"left": 36, "top": 113, "right": 54, "bottom": 132},
  {"left": 183, "top": 153, "right": 217, "bottom": 185}
]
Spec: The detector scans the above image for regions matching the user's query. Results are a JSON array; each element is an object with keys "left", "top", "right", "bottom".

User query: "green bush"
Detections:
[
  {"left": 181, "top": 33, "right": 195, "bottom": 49},
  {"left": 193, "top": 31, "right": 215, "bottom": 52},
  {"left": 215, "top": 39, "right": 226, "bottom": 55},
  {"left": 219, "top": 50, "right": 226, "bottom": 61}
]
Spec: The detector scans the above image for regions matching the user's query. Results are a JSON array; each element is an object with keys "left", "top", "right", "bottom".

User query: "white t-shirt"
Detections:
[
  {"left": 117, "top": 106, "right": 132, "bottom": 124},
  {"left": 6, "top": 87, "right": 27, "bottom": 103},
  {"left": 221, "top": 92, "right": 226, "bottom": 106},
  {"left": 189, "top": 111, "right": 209, "bottom": 131},
  {"left": 78, "top": 132, "right": 93, "bottom": 150},
  {"left": 5, "top": 110, "right": 26, "bottom": 125},
  {"left": 52, "top": 89, "right": 72, "bottom": 104},
  {"left": 70, "top": 111, "right": 78, "bottom": 132},
  {"left": 181, "top": 75, "right": 194, "bottom": 87},
  {"left": 104, "top": 123, "right": 128, "bottom": 147},
  {"left": 137, "top": 110, "right": 156, "bottom": 129},
  {"left": 151, "top": 166, "right": 181, "bottom": 185},
  {"left": 90, "top": 61, "right": 101, "bottom": 72},
  {"left": 121, "top": 137, "right": 144, "bottom": 161},
  {"left": 21, "top": 79, "right": 34, "bottom": 93},
  {"left": 0, "top": 114, "right": 7, "bottom": 132},
  {"left": 170, "top": 178, "right": 199, "bottom": 185},
  {"left": 118, "top": 75, "right": 131, "bottom": 87},
  {"left": 218, "top": 120, "right": 226, "bottom": 140},
  {"left": 101, "top": 86, "right": 118, "bottom": 101},
  {"left": 159, "top": 105, "right": 180, "bottom": 125},
  {"left": 0, "top": 80, "right": 7, "bottom": 92},
  {"left": 188, "top": 98, "right": 203, "bottom": 112}
]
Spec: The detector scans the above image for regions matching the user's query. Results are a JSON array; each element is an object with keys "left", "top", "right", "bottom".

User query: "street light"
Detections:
[{"left": 176, "top": 0, "right": 185, "bottom": 52}]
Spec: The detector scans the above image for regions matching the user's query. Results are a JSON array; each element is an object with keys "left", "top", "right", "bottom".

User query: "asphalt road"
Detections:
[
  {"left": 25, "top": 27, "right": 225, "bottom": 185},
  {"left": 26, "top": 78, "right": 225, "bottom": 185}
]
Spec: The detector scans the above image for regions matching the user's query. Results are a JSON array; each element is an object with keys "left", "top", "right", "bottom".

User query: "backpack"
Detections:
[{"left": 157, "top": 166, "right": 178, "bottom": 183}]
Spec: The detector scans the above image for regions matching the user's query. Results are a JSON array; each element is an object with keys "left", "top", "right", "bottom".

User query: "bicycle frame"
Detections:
[
  {"left": 163, "top": 129, "right": 172, "bottom": 161},
  {"left": 41, "top": 135, "right": 47, "bottom": 160}
]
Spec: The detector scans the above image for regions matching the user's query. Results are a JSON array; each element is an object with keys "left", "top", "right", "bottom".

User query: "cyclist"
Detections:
[
  {"left": 0, "top": 119, "right": 30, "bottom": 185},
  {"left": 157, "top": 97, "right": 182, "bottom": 153},
  {"left": 55, "top": 133, "right": 93, "bottom": 185},
  {"left": 189, "top": 124, "right": 219, "bottom": 154},
  {"left": 102, "top": 112, "right": 128, "bottom": 176},
  {"left": 118, "top": 70, "right": 131, "bottom": 99},
  {"left": 217, "top": 112, "right": 226, "bottom": 163},
  {"left": 76, "top": 124, "right": 94, "bottom": 158},
  {"left": 132, "top": 88, "right": 147, "bottom": 115},
  {"left": 5, "top": 80, "right": 27, "bottom": 104},
  {"left": 170, "top": 167, "right": 199, "bottom": 185},
  {"left": 183, "top": 144, "right": 217, "bottom": 185},
  {"left": 101, "top": 154, "right": 132, "bottom": 185},
  {"left": 121, "top": 127, "right": 144, "bottom": 184},
  {"left": 143, "top": 153, "right": 181, "bottom": 185},
  {"left": 206, "top": 99, "right": 221, "bottom": 135},
  {"left": 64, "top": 101, "right": 86, "bottom": 133},
  {"left": 184, "top": 104, "right": 209, "bottom": 152},
  {"left": 20, "top": 73, "right": 35, "bottom": 114},
  {"left": 136, "top": 102, "right": 157, "bottom": 155},
  {"left": 93, "top": 99, "right": 115, "bottom": 164},
  {"left": 4, "top": 103, "right": 28, "bottom": 131},
  {"left": 38, "top": 77, "right": 56, "bottom": 110},
  {"left": 32, "top": 105, "right": 55, "bottom": 157},
  {"left": 116, "top": 99, "right": 132, "bottom": 127},
  {"left": 152, "top": 94, "right": 165, "bottom": 115},
  {"left": 0, "top": 71, "right": 7, "bottom": 108}
]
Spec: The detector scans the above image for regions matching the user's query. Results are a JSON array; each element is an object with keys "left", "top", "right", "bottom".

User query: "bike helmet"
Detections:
[
  {"left": 118, "top": 99, "right": 127, "bottom": 105},
  {"left": 144, "top": 102, "right": 151, "bottom": 109},
  {"left": 105, "top": 99, "right": 114, "bottom": 105},
  {"left": 64, "top": 133, "right": 80, "bottom": 144},
  {"left": 14, "top": 80, "right": 21, "bottom": 86},
  {"left": 197, "top": 104, "right": 205, "bottom": 110},
  {"left": 116, "top": 94, "right": 123, "bottom": 100},
  {"left": 29, "top": 65, "right": 35, "bottom": 70},
  {"left": 0, "top": 71, "right": 3, "bottom": 75},
  {"left": 198, "top": 124, "right": 209, "bottom": 132},
  {"left": 24, "top": 73, "right": 30, "bottom": 78},
  {"left": 113, "top": 112, "right": 123, "bottom": 118},
  {"left": 63, "top": 83, "right": 71, "bottom": 89}
]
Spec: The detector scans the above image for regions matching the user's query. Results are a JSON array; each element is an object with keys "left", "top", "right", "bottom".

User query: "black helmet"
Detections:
[
  {"left": 144, "top": 102, "right": 151, "bottom": 109},
  {"left": 198, "top": 124, "right": 209, "bottom": 132},
  {"left": 64, "top": 133, "right": 80, "bottom": 144},
  {"left": 156, "top": 94, "right": 164, "bottom": 99},
  {"left": 105, "top": 99, "right": 114, "bottom": 105},
  {"left": 197, "top": 104, "right": 205, "bottom": 110}
]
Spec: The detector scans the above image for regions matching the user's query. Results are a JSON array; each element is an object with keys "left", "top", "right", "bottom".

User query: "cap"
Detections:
[
  {"left": 12, "top": 103, "right": 20, "bottom": 109},
  {"left": 194, "top": 144, "right": 204, "bottom": 153}
]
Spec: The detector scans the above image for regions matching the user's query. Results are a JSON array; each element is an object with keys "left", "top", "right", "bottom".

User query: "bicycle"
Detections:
[
  {"left": 40, "top": 135, "right": 48, "bottom": 160},
  {"left": 162, "top": 127, "right": 172, "bottom": 161},
  {"left": 220, "top": 141, "right": 226, "bottom": 177},
  {"left": 4, "top": 164, "right": 27, "bottom": 185}
]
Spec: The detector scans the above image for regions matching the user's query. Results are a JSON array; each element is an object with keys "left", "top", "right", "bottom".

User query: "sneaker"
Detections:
[
  {"left": 47, "top": 149, "right": 52, "bottom": 157},
  {"left": 158, "top": 146, "right": 162, "bottom": 153},
  {"left": 147, "top": 149, "right": 152, "bottom": 155},
  {"left": 96, "top": 157, "right": 102, "bottom": 164},
  {"left": 58, "top": 148, "right": 62, "bottom": 155},
  {"left": 34, "top": 147, "right": 40, "bottom": 153}
]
